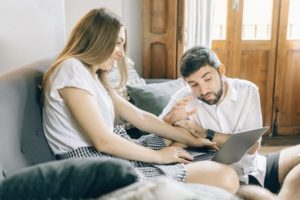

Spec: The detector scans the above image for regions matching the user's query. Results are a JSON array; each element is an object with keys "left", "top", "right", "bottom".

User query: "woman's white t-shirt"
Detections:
[{"left": 43, "top": 58, "right": 115, "bottom": 155}]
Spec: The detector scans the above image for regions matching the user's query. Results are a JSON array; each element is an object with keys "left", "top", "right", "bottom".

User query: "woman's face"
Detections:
[{"left": 99, "top": 26, "right": 126, "bottom": 71}]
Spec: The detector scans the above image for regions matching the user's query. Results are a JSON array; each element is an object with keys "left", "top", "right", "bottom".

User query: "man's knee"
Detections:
[
  {"left": 278, "top": 145, "right": 300, "bottom": 183},
  {"left": 279, "top": 163, "right": 300, "bottom": 200}
]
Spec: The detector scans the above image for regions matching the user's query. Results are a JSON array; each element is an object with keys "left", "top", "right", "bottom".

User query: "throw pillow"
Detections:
[
  {"left": 107, "top": 56, "right": 146, "bottom": 101},
  {"left": 107, "top": 57, "right": 146, "bottom": 129},
  {"left": 126, "top": 78, "right": 186, "bottom": 116},
  {"left": 0, "top": 158, "right": 138, "bottom": 199}
]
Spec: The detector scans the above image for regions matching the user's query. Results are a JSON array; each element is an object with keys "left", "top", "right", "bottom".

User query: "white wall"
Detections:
[
  {"left": 123, "top": 0, "right": 142, "bottom": 74},
  {"left": 0, "top": 0, "right": 65, "bottom": 73},
  {"left": 0, "top": 0, "right": 142, "bottom": 74},
  {"left": 64, "top": 0, "right": 142, "bottom": 74}
]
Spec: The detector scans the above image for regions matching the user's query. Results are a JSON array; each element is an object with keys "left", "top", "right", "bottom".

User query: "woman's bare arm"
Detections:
[
  {"left": 58, "top": 87, "right": 193, "bottom": 164},
  {"left": 112, "top": 92, "right": 216, "bottom": 148}
]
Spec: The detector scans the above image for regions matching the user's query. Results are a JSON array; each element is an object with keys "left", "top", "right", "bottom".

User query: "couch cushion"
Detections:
[
  {"left": 107, "top": 57, "right": 146, "bottom": 129},
  {"left": 126, "top": 79, "right": 185, "bottom": 116},
  {"left": 107, "top": 57, "right": 146, "bottom": 101},
  {"left": 0, "top": 56, "right": 56, "bottom": 181},
  {"left": 0, "top": 158, "right": 138, "bottom": 199}
]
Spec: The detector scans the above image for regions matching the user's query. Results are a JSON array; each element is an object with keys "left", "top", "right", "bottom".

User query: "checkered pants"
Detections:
[{"left": 56, "top": 125, "right": 187, "bottom": 182}]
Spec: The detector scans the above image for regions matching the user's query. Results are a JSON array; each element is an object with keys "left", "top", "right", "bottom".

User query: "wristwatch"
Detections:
[{"left": 206, "top": 129, "right": 215, "bottom": 141}]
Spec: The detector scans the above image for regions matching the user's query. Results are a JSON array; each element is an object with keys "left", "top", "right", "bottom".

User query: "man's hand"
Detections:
[
  {"left": 173, "top": 119, "right": 206, "bottom": 138},
  {"left": 163, "top": 96, "right": 196, "bottom": 125},
  {"left": 172, "top": 126, "right": 220, "bottom": 150},
  {"left": 172, "top": 119, "right": 228, "bottom": 149}
]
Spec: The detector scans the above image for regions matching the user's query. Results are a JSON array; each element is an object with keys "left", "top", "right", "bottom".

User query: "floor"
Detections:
[
  {"left": 259, "top": 145, "right": 288, "bottom": 155},
  {"left": 259, "top": 135, "right": 299, "bottom": 155}
]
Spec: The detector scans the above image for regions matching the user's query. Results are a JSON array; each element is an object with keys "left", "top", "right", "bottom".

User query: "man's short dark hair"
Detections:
[{"left": 180, "top": 46, "right": 222, "bottom": 77}]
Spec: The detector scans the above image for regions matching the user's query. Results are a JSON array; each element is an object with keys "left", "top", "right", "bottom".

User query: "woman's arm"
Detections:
[
  {"left": 112, "top": 92, "right": 215, "bottom": 148},
  {"left": 58, "top": 87, "right": 192, "bottom": 164}
]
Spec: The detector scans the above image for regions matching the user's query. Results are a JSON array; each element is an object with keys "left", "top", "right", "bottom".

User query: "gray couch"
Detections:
[
  {"left": 0, "top": 57, "right": 239, "bottom": 200},
  {"left": 0, "top": 57, "right": 142, "bottom": 199},
  {"left": 0, "top": 56, "right": 56, "bottom": 181}
]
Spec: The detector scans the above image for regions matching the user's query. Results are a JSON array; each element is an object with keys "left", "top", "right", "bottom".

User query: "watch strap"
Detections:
[{"left": 206, "top": 129, "right": 215, "bottom": 141}]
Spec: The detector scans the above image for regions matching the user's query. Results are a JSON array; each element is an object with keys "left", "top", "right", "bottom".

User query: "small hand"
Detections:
[{"left": 156, "top": 146, "right": 194, "bottom": 164}]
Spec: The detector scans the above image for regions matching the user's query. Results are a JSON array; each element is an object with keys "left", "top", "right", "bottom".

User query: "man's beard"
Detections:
[{"left": 197, "top": 80, "right": 223, "bottom": 105}]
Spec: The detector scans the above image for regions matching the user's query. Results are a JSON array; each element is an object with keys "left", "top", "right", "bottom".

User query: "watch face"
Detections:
[{"left": 206, "top": 129, "right": 215, "bottom": 141}]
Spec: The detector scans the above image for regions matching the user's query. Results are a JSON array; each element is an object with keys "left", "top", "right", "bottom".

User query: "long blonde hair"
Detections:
[{"left": 43, "top": 8, "right": 127, "bottom": 91}]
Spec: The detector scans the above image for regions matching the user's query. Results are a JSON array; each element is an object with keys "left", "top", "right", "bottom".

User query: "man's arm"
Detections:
[
  {"left": 173, "top": 119, "right": 230, "bottom": 147},
  {"left": 161, "top": 95, "right": 230, "bottom": 148},
  {"left": 173, "top": 119, "right": 262, "bottom": 154}
]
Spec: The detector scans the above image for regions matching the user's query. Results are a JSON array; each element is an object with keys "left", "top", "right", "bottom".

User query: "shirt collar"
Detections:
[{"left": 223, "top": 77, "right": 238, "bottom": 102}]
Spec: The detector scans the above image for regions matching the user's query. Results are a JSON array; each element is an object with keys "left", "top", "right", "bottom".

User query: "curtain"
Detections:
[{"left": 185, "top": 0, "right": 215, "bottom": 50}]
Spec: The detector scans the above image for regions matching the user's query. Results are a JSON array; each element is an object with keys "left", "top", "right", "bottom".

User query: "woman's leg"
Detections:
[{"left": 185, "top": 160, "right": 239, "bottom": 194}]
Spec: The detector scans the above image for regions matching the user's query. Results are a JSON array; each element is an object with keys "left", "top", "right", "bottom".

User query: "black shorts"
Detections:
[
  {"left": 249, "top": 152, "right": 281, "bottom": 193},
  {"left": 264, "top": 152, "right": 281, "bottom": 193}
]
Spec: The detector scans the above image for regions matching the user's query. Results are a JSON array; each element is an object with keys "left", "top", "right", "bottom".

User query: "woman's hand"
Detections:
[
  {"left": 163, "top": 96, "right": 196, "bottom": 125},
  {"left": 173, "top": 119, "right": 206, "bottom": 138},
  {"left": 155, "top": 146, "right": 193, "bottom": 164}
]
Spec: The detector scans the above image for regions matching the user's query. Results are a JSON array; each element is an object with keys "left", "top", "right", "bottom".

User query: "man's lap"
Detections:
[
  {"left": 264, "top": 152, "right": 281, "bottom": 193},
  {"left": 248, "top": 152, "right": 280, "bottom": 193}
]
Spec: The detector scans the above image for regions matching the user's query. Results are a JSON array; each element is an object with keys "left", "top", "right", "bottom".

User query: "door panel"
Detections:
[
  {"left": 276, "top": 49, "right": 300, "bottom": 134},
  {"left": 274, "top": 0, "right": 300, "bottom": 135},
  {"left": 240, "top": 49, "right": 269, "bottom": 118},
  {"left": 213, "top": 0, "right": 300, "bottom": 135},
  {"left": 142, "top": 0, "right": 178, "bottom": 78}
]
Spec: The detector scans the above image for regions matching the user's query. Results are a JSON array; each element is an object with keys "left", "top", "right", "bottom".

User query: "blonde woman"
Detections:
[{"left": 42, "top": 8, "right": 239, "bottom": 194}]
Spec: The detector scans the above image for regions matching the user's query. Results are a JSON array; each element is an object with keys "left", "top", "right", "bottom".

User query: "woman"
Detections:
[{"left": 42, "top": 8, "right": 239, "bottom": 193}]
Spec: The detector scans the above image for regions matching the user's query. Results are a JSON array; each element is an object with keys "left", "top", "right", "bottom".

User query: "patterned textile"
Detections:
[{"left": 56, "top": 125, "right": 187, "bottom": 182}]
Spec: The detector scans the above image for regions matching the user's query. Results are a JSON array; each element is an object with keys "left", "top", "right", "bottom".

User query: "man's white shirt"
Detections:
[{"left": 160, "top": 77, "right": 267, "bottom": 186}]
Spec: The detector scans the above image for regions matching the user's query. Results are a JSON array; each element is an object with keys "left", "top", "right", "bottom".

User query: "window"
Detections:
[
  {"left": 212, "top": 0, "right": 228, "bottom": 40},
  {"left": 242, "top": 0, "right": 273, "bottom": 40},
  {"left": 287, "top": 0, "right": 300, "bottom": 40}
]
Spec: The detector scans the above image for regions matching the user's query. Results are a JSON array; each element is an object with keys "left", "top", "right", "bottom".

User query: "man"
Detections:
[{"left": 161, "top": 46, "right": 300, "bottom": 199}]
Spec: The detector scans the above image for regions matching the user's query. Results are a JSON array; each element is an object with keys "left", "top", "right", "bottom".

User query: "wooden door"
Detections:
[
  {"left": 142, "top": 0, "right": 300, "bottom": 135},
  {"left": 212, "top": 0, "right": 280, "bottom": 132},
  {"left": 142, "top": 0, "right": 184, "bottom": 79},
  {"left": 273, "top": 0, "right": 300, "bottom": 135}
]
